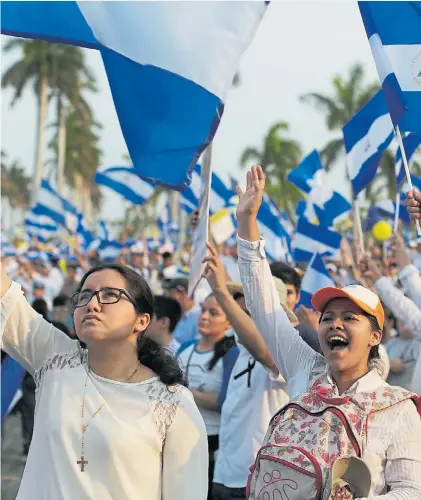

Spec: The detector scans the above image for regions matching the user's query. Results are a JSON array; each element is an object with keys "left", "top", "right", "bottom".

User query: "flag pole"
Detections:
[
  {"left": 354, "top": 197, "right": 365, "bottom": 256},
  {"left": 395, "top": 125, "right": 421, "bottom": 236},
  {"left": 393, "top": 192, "right": 400, "bottom": 232}
]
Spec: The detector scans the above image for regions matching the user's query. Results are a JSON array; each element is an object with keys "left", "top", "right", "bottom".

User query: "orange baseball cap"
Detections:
[{"left": 311, "top": 284, "right": 384, "bottom": 330}]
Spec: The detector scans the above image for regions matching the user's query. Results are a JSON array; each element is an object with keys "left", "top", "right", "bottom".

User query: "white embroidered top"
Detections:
[
  {"left": 237, "top": 236, "right": 421, "bottom": 500},
  {"left": 1, "top": 281, "right": 208, "bottom": 500}
]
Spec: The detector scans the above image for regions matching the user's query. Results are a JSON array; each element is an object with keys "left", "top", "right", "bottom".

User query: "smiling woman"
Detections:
[
  {"left": 0, "top": 261, "right": 208, "bottom": 500},
  {"left": 236, "top": 165, "right": 421, "bottom": 500}
]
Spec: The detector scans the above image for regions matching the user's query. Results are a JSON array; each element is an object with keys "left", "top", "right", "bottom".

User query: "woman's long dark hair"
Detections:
[
  {"left": 207, "top": 335, "right": 237, "bottom": 370},
  {"left": 75, "top": 264, "right": 185, "bottom": 386}
]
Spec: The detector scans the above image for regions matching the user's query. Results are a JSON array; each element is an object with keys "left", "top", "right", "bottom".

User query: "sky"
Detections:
[{"left": 0, "top": 1, "right": 381, "bottom": 223}]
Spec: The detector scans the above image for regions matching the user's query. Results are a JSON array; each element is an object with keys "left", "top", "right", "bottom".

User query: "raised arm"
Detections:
[
  {"left": 1, "top": 260, "right": 77, "bottom": 375},
  {"left": 391, "top": 232, "right": 421, "bottom": 308},
  {"left": 235, "top": 166, "right": 318, "bottom": 383},
  {"left": 203, "top": 242, "right": 279, "bottom": 376},
  {"left": 360, "top": 255, "right": 421, "bottom": 337}
]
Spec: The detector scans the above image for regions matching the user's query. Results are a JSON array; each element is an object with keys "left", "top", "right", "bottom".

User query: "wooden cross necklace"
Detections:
[{"left": 78, "top": 363, "right": 141, "bottom": 472}]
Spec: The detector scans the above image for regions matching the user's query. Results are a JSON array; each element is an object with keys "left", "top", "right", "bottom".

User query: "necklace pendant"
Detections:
[{"left": 82, "top": 424, "right": 87, "bottom": 433}]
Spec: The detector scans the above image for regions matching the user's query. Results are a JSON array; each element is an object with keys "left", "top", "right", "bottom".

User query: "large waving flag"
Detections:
[
  {"left": 293, "top": 218, "right": 341, "bottom": 263},
  {"left": 287, "top": 150, "right": 324, "bottom": 194},
  {"left": 95, "top": 165, "right": 155, "bottom": 206},
  {"left": 2, "top": 2, "right": 267, "bottom": 189},
  {"left": 358, "top": 1, "right": 421, "bottom": 133},
  {"left": 299, "top": 253, "right": 335, "bottom": 309},
  {"left": 343, "top": 91, "right": 394, "bottom": 196},
  {"left": 395, "top": 133, "right": 421, "bottom": 186}
]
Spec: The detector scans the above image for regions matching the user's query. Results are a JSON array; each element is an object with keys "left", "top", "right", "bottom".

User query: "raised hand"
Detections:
[
  {"left": 390, "top": 231, "right": 411, "bottom": 269},
  {"left": 406, "top": 189, "right": 421, "bottom": 221},
  {"left": 295, "top": 305, "right": 321, "bottom": 332},
  {"left": 359, "top": 253, "right": 382, "bottom": 285},
  {"left": 202, "top": 243, "right": 229, "bottom": 294},
  {"left": 236, "top": 165, "right": 265, "bottom": 221}
]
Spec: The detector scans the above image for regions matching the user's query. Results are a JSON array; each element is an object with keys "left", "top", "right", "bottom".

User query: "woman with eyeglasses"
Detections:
[
  {"left": 177, "top": 293, "right": 239, "bottom": 500},
  {"left": 0, "top": 262, "right": 208, "bottom": 500}
]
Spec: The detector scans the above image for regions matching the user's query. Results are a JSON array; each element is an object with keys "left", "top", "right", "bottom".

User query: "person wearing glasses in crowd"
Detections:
[{"left": 0, "top": 261, "right": 207, "bottom": 500}]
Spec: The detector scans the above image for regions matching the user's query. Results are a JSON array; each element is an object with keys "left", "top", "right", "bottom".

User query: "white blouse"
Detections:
[
  {"left": 1, "top": 281, "right": 208, "bottom": 500},
  {"left": 237, "top": 236, "right": 421, "bottom": 500}
]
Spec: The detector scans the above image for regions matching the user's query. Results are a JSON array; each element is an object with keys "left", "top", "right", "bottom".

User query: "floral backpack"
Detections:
[{"left": 246, "top": 362, "right": 421, "bottom": 500}]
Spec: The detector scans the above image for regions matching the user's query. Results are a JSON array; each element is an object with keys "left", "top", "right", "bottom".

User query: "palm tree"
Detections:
[
  {"left": 1, "top": 153, "right": 31, "bottom": 209},
  {"left": 49, "top": 109, "right": 102, "bottom": 222},
  {"left": 48, "top": 45, "right": 97, "bottom": 193},
  {"left": 300, "top": 63, "right": 379, "bottom": 170},
  {"left": 2, "top": 40, "right": 55, "bottom": 203},
  {"left": 240, "top": 122, "right": 303, "bottom": 221}
]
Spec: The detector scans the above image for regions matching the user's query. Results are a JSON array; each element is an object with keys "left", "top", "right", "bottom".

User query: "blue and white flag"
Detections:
[
  {"left": 96, "top": 220, "right": 111, "bottom": 242},
  {"left": 343, "top": 91, "right": 394, "bottom": 197},
  {"left": 299, "top": 253, "right": 335, "bottom": 309},
  {"left": 98, "top": 240, "right": 125, "bottom": 262},
  {"left": 358, "top": 1, "right": 421, "bottom": 133},
  {"left": 363, "top": 197, "right": 410, "bottom": 231},
  {"left": 293, "top": 217, "right": 342, "bottom": 263},
  {"left": 180, "top": 165, "right": 236, "bottom": 215},
  {"left": 76, "top": 213, "right": 94, "bottom": 252},
  {"left": 94, "top": 165, "right": 155, "bottom": 206},
  {"left": 257, "top": 199, "right": 293, "bottom": 264},
  {"left": 308, "top": 190, "right": 352, "bottom": 228},
  {"left": 25, "top": 207, "right": 58, "bottom": 242},
  {"left": 395, "top": 133, "right": 421, "bottom": 186},
  {"left": 287, "top": 150, "right": 324, "bottom": 194},
  {"left": 2, "top": 2, "right": 267, "bottom": 189},
  {"left": 33, "top": 180, "right": 78, "bottom": 233}
]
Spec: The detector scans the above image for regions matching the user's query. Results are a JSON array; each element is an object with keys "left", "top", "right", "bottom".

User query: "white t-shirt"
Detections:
[
  {"left": 178, "top": 344, "right": 223, "bottom": 436},
  {"left": 213, "top": 345, "right": 289, "bottom": 488}
]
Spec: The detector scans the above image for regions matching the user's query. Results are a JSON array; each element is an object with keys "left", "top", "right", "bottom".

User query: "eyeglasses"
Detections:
[{"left": 71, "top": 287, "right": 136, "bottom": 309}]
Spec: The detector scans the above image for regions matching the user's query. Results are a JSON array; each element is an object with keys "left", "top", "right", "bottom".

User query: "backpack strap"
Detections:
[{"left": 176, "top": 339, "right": 197, "bottom": 357}]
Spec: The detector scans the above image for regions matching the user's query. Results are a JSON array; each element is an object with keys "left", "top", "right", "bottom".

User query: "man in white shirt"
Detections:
[{"left": 145, "top": 295, "right": 181, "bottom": 355}]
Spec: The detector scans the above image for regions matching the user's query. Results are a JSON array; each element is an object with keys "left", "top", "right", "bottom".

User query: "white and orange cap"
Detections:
[{"left": 312, "top": 284, "right": 384, "bottom": 330}]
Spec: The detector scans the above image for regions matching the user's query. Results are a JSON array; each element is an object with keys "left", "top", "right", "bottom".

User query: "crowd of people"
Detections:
[{"left": 1, "top": 168, "right": 421, "bottom": 500}]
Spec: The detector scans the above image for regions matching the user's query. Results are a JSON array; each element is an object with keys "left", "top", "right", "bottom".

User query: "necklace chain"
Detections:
[{"left": 78, "top": 362, "right": 141, "bottom": 472}]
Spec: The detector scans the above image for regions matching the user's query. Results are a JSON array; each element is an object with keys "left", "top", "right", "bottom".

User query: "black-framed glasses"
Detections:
[{"left": 71, "top": 287, "right": 136, "bottom": 309}]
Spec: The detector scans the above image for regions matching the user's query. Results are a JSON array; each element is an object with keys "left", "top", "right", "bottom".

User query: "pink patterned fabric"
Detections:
[{"left": 247, "top": 363, "right": 419, "bottom": 500}]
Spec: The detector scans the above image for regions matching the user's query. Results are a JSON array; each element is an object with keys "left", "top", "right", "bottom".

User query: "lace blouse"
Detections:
[{"left": 1, "top": 281, "right": 208, "bottom": 500}]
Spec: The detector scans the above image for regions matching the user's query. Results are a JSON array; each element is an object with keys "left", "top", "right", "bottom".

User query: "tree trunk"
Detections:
[
  {"left": 31, "top": 75, "right": 48, "bottom": 206},
  {"left": 73, "top": 173, "right": 84, "bottom": 211},
  {"left": 84, "top": 183, "right": 93, "bottom": 226},
  {"left": 56, "top": 95, "right": 66, "bottom": 195}
]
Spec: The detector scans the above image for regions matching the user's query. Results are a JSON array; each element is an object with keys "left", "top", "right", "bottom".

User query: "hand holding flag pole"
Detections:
[{"left": 395, "top": 126, "right": 421, "bottom": 236}]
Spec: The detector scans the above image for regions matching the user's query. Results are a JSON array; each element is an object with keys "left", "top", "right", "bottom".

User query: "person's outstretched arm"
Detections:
[
  {"left": 1, "top": 260, "right": 77, "bottom": 375},
  {"left": 203, "top": 242, "right": 279, "bottom": 376},
  {"left": 235, "top": 166, "right": 319, "bottom": 384}
]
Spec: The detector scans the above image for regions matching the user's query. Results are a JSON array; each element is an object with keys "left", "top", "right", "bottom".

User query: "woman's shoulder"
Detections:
[{"left": 145, "top": 380, "right": 202, "bottom": 439}]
